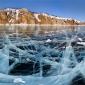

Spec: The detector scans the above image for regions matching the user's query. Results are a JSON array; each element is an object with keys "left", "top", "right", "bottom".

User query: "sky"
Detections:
[{"left": 0, "top": 0, "right": 85, "bottom": 21}]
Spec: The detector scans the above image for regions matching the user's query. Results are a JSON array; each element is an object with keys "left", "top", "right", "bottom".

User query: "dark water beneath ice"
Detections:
[{"left": 0, "top": 25, "right": 85, "bottom": 85}]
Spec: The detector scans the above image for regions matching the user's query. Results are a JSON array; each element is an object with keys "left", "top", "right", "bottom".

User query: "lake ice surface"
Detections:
[{"left": 0, "top": 26, "right": 85, "bottom": 85}]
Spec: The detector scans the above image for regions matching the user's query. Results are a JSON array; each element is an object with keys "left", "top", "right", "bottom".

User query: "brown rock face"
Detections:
[
  {"left": 79, "top": 22, "right": 85, "bottom": 25},
  {"left": 0, "top": 8, "right": 80, "bottom": 25},
  {"left": 0, "top": 11, "right": 8, "bottom": 24},
  {"left": 16, "top": 9, "right": 35, "bottom": 24}
]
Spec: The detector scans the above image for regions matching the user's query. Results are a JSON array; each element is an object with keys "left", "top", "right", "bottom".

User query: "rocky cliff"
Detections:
[{"left": 0, "top": 8, "right": 81, "bottom": 25}]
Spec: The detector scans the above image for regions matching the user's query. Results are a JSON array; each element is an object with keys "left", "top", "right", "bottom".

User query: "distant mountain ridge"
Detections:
[{"left": 0, "top": 8, "right": 82, "bottom": 25}]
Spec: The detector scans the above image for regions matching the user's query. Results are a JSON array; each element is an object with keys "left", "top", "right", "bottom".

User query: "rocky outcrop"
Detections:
[
  {"left": 0, "top": 8, "right": 81, "bottom": 25},
  {"left": 79, "top": 22, "right": 85, "bottom": 25}
]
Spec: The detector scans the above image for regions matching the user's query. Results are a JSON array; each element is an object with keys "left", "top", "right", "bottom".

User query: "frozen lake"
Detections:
[{"left": 0, "top": 25, "right": 85, "bottom": 85}]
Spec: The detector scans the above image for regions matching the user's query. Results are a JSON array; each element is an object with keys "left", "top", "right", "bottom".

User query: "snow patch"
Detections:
[
  {"left": 34, "top": 14, "right": 41, "bottom": 22},
  {"left": 13, "top": 78, "right": 25, "bottom": 84},
  {"left": 5, "top": 8, "right": 16, "bottom": 12},
  {"left": 78, "top": 38, "right": 83, "bottom": 41},
  {"left": 77, "top": 42, "right": 85, "bottom": 46},
  {"left": 46, "top": 39, "right": 52, "bottom": 43},
  {"left": 16, "top": 10, "right": 19, "bottom": 20},
  {"left": 41, "top": 13, "right": 80, "bottom": 23},
  {"left": 42, "top": 13, "right": 48, "bottom": 16}
]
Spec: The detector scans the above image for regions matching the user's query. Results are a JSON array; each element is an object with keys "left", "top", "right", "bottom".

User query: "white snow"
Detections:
[
  {"left": 46, "top": 39, "right": 52, "bottom": 43},
  {"left": 78, "top": 38, "right": 83, "bottom": 41},
  {"left": 55, "top": 16, "right": 80, "bottom": 23},
  {"left": 77, "top": 42, "right": 85, "bottom": 46},
  {"left": 34, "top": 14, "right": 41, "bottom": 22},
  {"left": 16, "top": 10, "right": 19, "bottom": 20},
  {"left": 74, "top": 19, "right": 80, "bottom": 23},
  {"left": 41, "top": 13, "right": 80, "bottom": 23},
  {"left": 13, "top": 78, "right": 25, "bottom": 84},
  {"left": 3, "top": 8, "right": 81, "bottom": 23},
  {"left": 42, "top": 13, "right": 48, "bottom": 16},
  {"left": 41, "top": 13, "right": 71, "bottom": 21},
  {"left": 5, "top": 8, "right": 16, "bottom": 12}
]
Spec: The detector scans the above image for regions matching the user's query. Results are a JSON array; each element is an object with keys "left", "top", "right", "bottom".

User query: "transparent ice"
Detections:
[{"left": 0, "top": 25, "right": 85, "bottom": 85}]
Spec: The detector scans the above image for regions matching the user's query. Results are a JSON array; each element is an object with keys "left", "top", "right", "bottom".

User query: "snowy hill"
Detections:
[{"left": 0, "top": 8, "right": 81, "bottom": 25}]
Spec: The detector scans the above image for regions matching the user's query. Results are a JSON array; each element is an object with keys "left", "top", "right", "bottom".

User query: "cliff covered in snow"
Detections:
[{"left": 0, "top": 8, "right": 81, "bottom": 25}]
